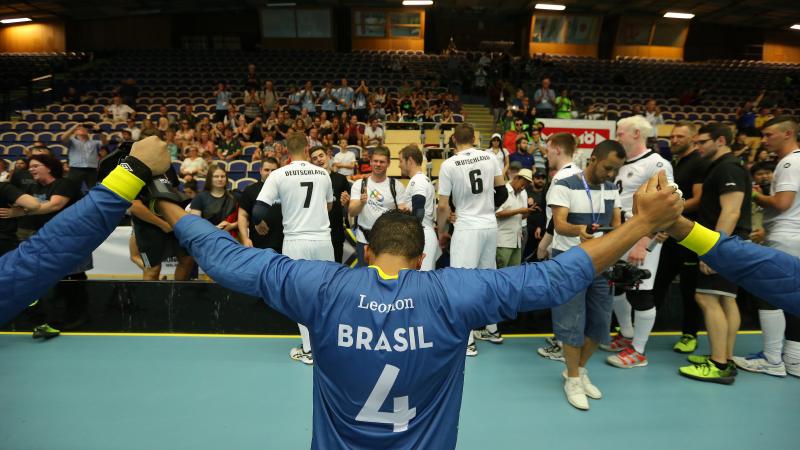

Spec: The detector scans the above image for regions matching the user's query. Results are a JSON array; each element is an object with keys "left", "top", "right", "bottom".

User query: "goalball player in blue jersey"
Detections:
[{"left": 149, "top": 170, "right": 683, "bottom": 449}]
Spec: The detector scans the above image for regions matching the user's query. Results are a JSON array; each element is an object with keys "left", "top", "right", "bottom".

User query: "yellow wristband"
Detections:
[
  {"left": 101, "top": 166, "right": 145, "bottom": 202},
  {"left": 678, "top": 222, "right": 720, "bottom": 256}
]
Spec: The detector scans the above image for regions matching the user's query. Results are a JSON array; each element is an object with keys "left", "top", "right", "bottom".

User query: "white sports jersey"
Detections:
[
  {"left": 490, "top": 147, "right": 507, "bottom": 171},
  {"left": 545, "top": 162, "right": 582, "bottom": 224},
  {"left": 351, "top": 176, "right": 406, "bottom": 243},
  {"left": 399, "top": 172, "right": 436, "bottom": 229},
  {"left": 256, "top": 160, "right": 334, "bottom": 240},
  {"left": 615, "top": 150, "right": 674, "bottom": 219},
  {"left": 438, "top": 148, "right": 502, "bottom": 230},
  {"left": 763, "top": 149, "right": 800, "bottom": 237}
]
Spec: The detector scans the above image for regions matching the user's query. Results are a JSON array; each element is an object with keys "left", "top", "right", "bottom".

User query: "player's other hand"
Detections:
[
  {"left": 633, "top": 170, "right": 683, "bottom": 232},
  {"left": 749, "top": 228, "right": 765, "bottom": 244},
  {"left": 340, "top": 191, "right": 351, "bottom": 206},
  {"left": 254, "top": 220, "right": 269, "bottom": 236},
  {"left": 627, "top": 244, "right": 647, "bottom": 266},
  {"left": 699, "top": 261, "right": 717, "bottom": 275},
  {"left": 438, "top": 232, "right": 451, "bottom": 250},
  {"left": 130, "top": 135, "right": 170, "bottom": 176},
  {"left": 360, "top": 192, "right": 368, "bottom": 204}
]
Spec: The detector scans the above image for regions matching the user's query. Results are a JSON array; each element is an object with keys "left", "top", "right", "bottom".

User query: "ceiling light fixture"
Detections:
[
  {"left": 1, "top": 17, "right": 32, "bottom": 24},
  {"left": 266, "top": 2, "right": 296, "bottom": 7},
  {"left": 534, "top": 4, "right": 566, "bottom": 11},
  {"left": 402, "top": 0, "right": 434, "bottom": 5},
  {"left": 791, "top": 24, "right": 800, "bottom": 30},
  {"left": 663, "top": 12, "right": 695, "bottom": 19}
]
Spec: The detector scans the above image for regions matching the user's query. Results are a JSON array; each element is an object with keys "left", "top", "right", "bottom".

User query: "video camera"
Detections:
[{"left": 607, "top": 260, "right": 651, "bottom": 291}]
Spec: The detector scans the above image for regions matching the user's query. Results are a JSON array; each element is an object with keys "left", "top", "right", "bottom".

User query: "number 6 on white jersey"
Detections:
[{"left": 356, "top": 364, "right": 416, "bottom": 432}]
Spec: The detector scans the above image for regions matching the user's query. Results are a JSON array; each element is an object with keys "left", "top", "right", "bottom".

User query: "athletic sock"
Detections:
[
  {"left": 468, "top": 332, "right": 475, "bottom": 346},
  {"left": 759, "top": 309, "right": 785, "bottom": 364},
  {"left": 299, "top": 324, "right": 312, "bottom": 353},
  {"left": 632, "top": 307, "right": 656, "bottom": 354},
  {"left": 613, "top": 294, "right": 634, "bottom": 338},
  {"left": 783, "top": 340, "right": 800, "bottom": 366},
  {"left": 486, "top": 324, "right": 498, "bottom": 334},
  {"left": 710, "top": 359, "right": 728, "bottom": 370}
]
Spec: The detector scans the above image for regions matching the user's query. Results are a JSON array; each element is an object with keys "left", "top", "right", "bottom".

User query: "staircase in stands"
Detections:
[{"left": 461, "top": 103, "right": 495, "bottom": 148}]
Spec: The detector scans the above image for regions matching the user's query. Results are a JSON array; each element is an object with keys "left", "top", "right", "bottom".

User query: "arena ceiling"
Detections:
[{"left": 0, "top": 0, "right": 798, "bottom": 30}]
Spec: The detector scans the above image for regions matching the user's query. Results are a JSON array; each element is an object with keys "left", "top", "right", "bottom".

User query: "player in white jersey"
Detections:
[
  {"left": 604, "top": 115, "right": 675, "bottom": 369},
  {"left": 398, "top": 144, "right": 439, "bottom": 271},
  {"left": 255, "top": 133, "right": 334, "bottom": 365},
  {"left": 349, "top": 146, "right": 406, "bottom": 267},
  {"left": 735, "top": 116, "right": 800, "bottom": 377},
  {"left": 437, "top": 124, "right": 507, "bottom": 356}
]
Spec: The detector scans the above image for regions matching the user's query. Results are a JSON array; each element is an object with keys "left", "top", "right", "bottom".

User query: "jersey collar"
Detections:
[
  {"left": 623, "top": 150, "right": 655, "bottom": 165},
  {"left": 369, "top": 265, "right": 408, "bottom": 280}
]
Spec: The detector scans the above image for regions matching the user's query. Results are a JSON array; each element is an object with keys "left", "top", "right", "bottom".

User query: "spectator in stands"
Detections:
[
  {"left": 119, "top": 78, "right": 139, "bottom": 107},
  {"left": 320, "top": 81, "right": 338, "bottom": 116},
  {"left": 251, "top": 132, "right": 275, "bottom": 162},
  {"left": 216, "top": 128, "right": 242, "bottom": 161},
  {"left": 367, "top": 99, "right": 386, "bottom": 122},
  {"left": 644, "top": 100, "right": 664, "bottom": 137},
  {"left": 235, "top": 116, "right": 253, "bottom": 143},
  {"left": 0, "top": 160, "right": 9, "bottom": 183},
  {"left": 344, "top": 115, "right": 363, "bottom": 146},
  {"left": 736, "top": 90, "right": 764, "bottom": 137},
  {"left": 126, "top": 118, "right": 142, "bottom": 141},
  {"left": 731, "top": 131, "right": 753, "bottom": 162},
  {"left": 158, "top": 105, "right": 177, "bottom": 129},
  {"left": 503, "top": 118, "right": 524, "bottom": 153},
  {"left": 374, "top": 87, "right": 387, "bottom": 106},
  {"left": 243, "top": 85, "right": 261, "bottom": 121},
  {"left": 262, "top": 80, "right": 277, "bottom": 115},
  {"left": 363, "top": 117, "right": 384, "bottom": 147},
  {"left": 755, "top": 148, "right": 772, "bottom": 163},
  {"left": 529, "top": 128, "right": 547, "bottom": 173},
  {"left": 755, "top": 106, "right": 774, "bottom": 130},
  {"left": 214, "top": 82, "right": 232, "bottom": 123},
  {"left": 297, "top": 108, "right": 313, "bottom": 129},
  {"left": 140, "top": 118, "right": 159, "bottom": 139},
  {"left": 224, "top": 104, "right": 240, "bottom": 131},
  {"left": 300, "top": 81, "right": 318, "bottom": 116},
  {"left": 157, "top": 117, "right": 170, "bottom": 135},
  {"left": 489, "top": 80, "right": 508, "bottom": 132},
  {"left": 286, "top": 85, "right": 302, "bottom": 116},
  {"left": 510, "top": 136, "right": 534, "bottom": 170},
  {"left": 308, "top": 127, "right": 323, "bottom": 148},
  {"left": 182, "top": 180, "right": 198, "bottom": 200},
  {"left": 353, "top": 80, "right": 369, "bottom": 121},
  {"left": 488, "top": 133, "right": 509, "bottom": 179},
  {"left": 333, "top": 141, "right": 357, "bottom": 178},
  {"left": 318, "top": 111, "right": 332, "bottom": 130},
  {"left": 244, "top": 63, "right": 259, "bottom": 90},
  {"left": 534, "top": 78, "right": 556, "bottom": 118},
  {"left": 105, "top": 94, "right": 135, "bottom": 122},
  {"left": 175, "top": 120, "right": 195, "bottom": 149},
  {"left": 238, "top": 157, "right": 283, "bottom": 252},
  {"left": 337, "top": 78, "right": 355, "bottom": 112},
  {"left": 556, "top": 90, "right": 574, "bottom": 119},
  {"left": 180, "top": 146, "right": 208, "bottom": 182},
  {"left": 98, "top": 146, "right": 109, "bottom": 160},
  {"left": 179, "top": 104, "right": 198, "bottom": 128},
  {"left": 190, "top": 164, "right": 238, "bottom": 238},
  {"left": 61, "top": 123, "right": 105, "bottom": 190},
  {"left": 523, "top": 170, "right": 548, "bottom": 261},
  {"left": 163, "top": 130, "right": 179, "bottom": 160}
]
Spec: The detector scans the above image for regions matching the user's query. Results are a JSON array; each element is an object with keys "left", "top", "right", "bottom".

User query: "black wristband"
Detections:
[{"left": 120, "top": 156, "right": 152, "bottom": 182}]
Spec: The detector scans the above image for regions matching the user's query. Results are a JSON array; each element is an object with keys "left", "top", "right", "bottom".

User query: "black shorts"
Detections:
[
  {"left": 696, "top": 272, "right": 738, "bottom": 298},
  {"left": 132, "top": 221, "right": 187, "bottom": 269}
]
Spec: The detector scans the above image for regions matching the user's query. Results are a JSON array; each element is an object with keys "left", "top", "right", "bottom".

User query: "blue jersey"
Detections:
[{"left": 175, "top": 215, "right": 596, "bottom": 449}]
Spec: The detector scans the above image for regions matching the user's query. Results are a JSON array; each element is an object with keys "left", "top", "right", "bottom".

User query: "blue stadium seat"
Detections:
[
  {"left": 236, "top": 178, "right": 257, "bottom": 191},
  {"left": 228, "top": 160, "right": 248, "bottom": 173}
]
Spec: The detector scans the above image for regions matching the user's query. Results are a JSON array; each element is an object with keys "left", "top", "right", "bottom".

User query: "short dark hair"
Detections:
[
  {"left": 697, "top": 123, "right": 733, "bottom": 146},
  {"left": 547, "top": 132, "right": 577, "bottom": 157},
  {"left": 453, "top": 123, "right": 475, "bottom": 145},
  {"left": 750, "top": 161, "right": 776, "bottom": 176},
  {"left": 399, "top": 144, "right": 423, "bottom": 165},
  {"left": 183, "top": 180, "right": 198, "bottom": 191},
  {"left": 673, "top": 121, "right": 697, "bottom": 134},
  {"left": 29, "top": 154, "right": 63, "bottom": 178},
  {"left": 369, "top": 210, "right": 424, "bottom": 259},
  {"left": 263, "top": 156, "right": 279, "bottom": 167},
  {"left": 592, "top": 140, "right": 626, "bottom": 162},
  {"left": 371, "top": 145, "right": 391, "bottom": 160},
  {"left": 761, "top": 115, "right": 799, "bottom": 136},
  {"left": 309, "top": 146, "right": 326, "bottom": 157},
  {"left": 286, "top": 133, "right": 308, "bottom": 155}
]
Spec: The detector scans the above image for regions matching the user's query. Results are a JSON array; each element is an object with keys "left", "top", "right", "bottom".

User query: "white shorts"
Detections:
[
  {"left": 450, "top": 228, "right": 497, "bottom": 269},
  {"left": 421, "top": 226, "right": 440, "bottom": 271},
  {"left": 283, "top": 239, "right": 335, "bottom": 262},
  {"left": 620, "top": 241, "right": 662, "bottom": 291}
]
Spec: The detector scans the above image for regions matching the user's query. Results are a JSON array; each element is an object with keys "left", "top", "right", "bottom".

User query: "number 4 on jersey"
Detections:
[{"left": 356, "top": 364, "right": 416, "bottom": 432}]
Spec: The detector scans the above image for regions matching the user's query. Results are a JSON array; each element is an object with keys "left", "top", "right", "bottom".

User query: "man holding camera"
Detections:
[
  {"left": 62, "top": 123, "right": 106, "bottom": 191},
  {"left": 539, "top": 141, "right": 624, "bottom": 410}
]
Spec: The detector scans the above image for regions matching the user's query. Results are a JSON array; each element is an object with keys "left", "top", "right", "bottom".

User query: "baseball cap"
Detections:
[
  {"left": 509, "top": 161, "right": 523, "bottom": 170},
  {"left": 491, "top": 133, "right": 502, "bottom": 141},
  {"left": 533, "top": 170, "right": 547, "bottom": 178},
  {"left": 518, "top": 168, "right": 533, "bottom": 182}
]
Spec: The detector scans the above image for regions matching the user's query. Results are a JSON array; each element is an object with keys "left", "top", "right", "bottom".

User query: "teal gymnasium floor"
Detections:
[{"left": 1, "top": 333, "right": 797, "bottom": 450}]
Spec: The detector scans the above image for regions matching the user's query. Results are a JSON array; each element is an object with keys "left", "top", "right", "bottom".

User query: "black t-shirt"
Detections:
[
  {"left": 0, "top": 182, "right": 24, "bottom": 241},
  {"left": 526, "top": 186, "right": 547, "bottom": 231},
  {"left": 190, "top": 191, "right": 238, "bottom": 225},
  {"left": 25, "top": 177, "right": 81, "bottom": 231},
  {"left": 239, "top": 181, "right": 283, "bottom": 252},
  {"left": 673, "top": 150, "right": 710, "bottom": 220},
  {"left": 329, "top": 172, "right": 351, "bottom": 242},
  {"left": 698, "top": 152, "right": 751, "bottom": 238}
]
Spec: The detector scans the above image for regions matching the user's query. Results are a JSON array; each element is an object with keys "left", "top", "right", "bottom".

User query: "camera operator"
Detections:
[
  {"left": 537, "top": 141, "right": 624, "bottom": 410},
  {"left": 61, "top": 123, "right": 107, "bottom": 191}
]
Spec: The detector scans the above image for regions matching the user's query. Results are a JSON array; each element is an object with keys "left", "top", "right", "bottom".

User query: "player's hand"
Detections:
[
  {"left": 749, "top": 228, "right": 766, "bottom": 244},
  {"left": 129, "top": 135, "right": 170, "bottom": 176},
  {"left": 438, "top": 232, "right": 451, "bottom": 249},
  {"left": 159, "top": 222, "right": 173, "bottom": 234},
  {"left": 699, "top": 261, "right": 717, "bottom": 275},
  {"left": 449, "top": 212, "right": 457, "bottom": 223},
  {"left": 242, "top": 238, "right": 254, "bottom": 248},
  {"left": 632, "top": 170, "right": 683, "bottom": 232},
  {"left": 627, "top": 243, "right": 647, "bottom": 266},
  {"left": 534, "top": 227, "right": 542, "bottom": 240},
  {"left": 0, "top": 207, "right": 24, "bottom": 218},
  {"left": 217, "top": 220, "right": 230, "bottom": 230},
  {"left": 340, "top": 191, "right": 350, "bottom": 206},
  {"left": 360, "top": 192, "right": 368, "bottom": 205},
  {"left": 752, "top": 184, "right": 763, "bottom": 194},
  {"left": 255, "top": 220, "right": 269, "bottom": 236}
]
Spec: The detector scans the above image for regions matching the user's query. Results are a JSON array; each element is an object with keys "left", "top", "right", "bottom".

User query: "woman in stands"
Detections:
[
  {"left": 235, "top": 116, "right": 252, "bottom": 143},
  {"left": 197, "top": 131, "right": 216, "bottom": 156},
  {"left": 179, "top": 146, "right": 208, "bottom": 182},
  {"left": 354, "top": 79, "right": 370, "bottom": 121},
  {"left": 189, "top": 164, "right": 238, "bottom": 238},
  {"left": 261, "top": 80, "right": 277, "bottom": 115},
  {"left": 374, "top": 87, "right": 387, "bottom": 105},
  {"left": 175, "top": 120, "right": 195, "bottom": 150},
  {"left": 343, "top": 115, "right": 362, "bottom": 146}
]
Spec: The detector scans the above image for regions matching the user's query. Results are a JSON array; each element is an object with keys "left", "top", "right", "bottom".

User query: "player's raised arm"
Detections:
[
  {"left": 160, "top": 200, "right": 337, "bottom": 326},
  {"left": 444, "top": 171, "right": 683, "bottom": 329}
]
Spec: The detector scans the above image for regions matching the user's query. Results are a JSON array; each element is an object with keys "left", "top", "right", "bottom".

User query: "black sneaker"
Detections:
[{"left": 32, "top": 324, "right": 60, "bottom": 339}]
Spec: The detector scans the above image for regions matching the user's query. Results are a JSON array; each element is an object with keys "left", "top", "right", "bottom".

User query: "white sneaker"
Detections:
[
  {"left": 579, "top": 367, "right": 602, "bottom": 400},
  {"left": 563, "top": 377, "right": 589, "bottom": 410},
  {"left": 784, "top": 358, "right": 800, "bottom": 378},
  {"left": 473, "top": 329, "right": 504, "bottom": 344},
  {"left": 537, "top": 341, "right": 565, "bottom": 362},
  {"left": 466, "top": 343, "right": 478, "bottom": 357},
  {"left": 289, "top": 346, "right": 313, "bottom": 365},
  {"left": 731, "top": 352, "right": 786, "bottom": 377}
]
